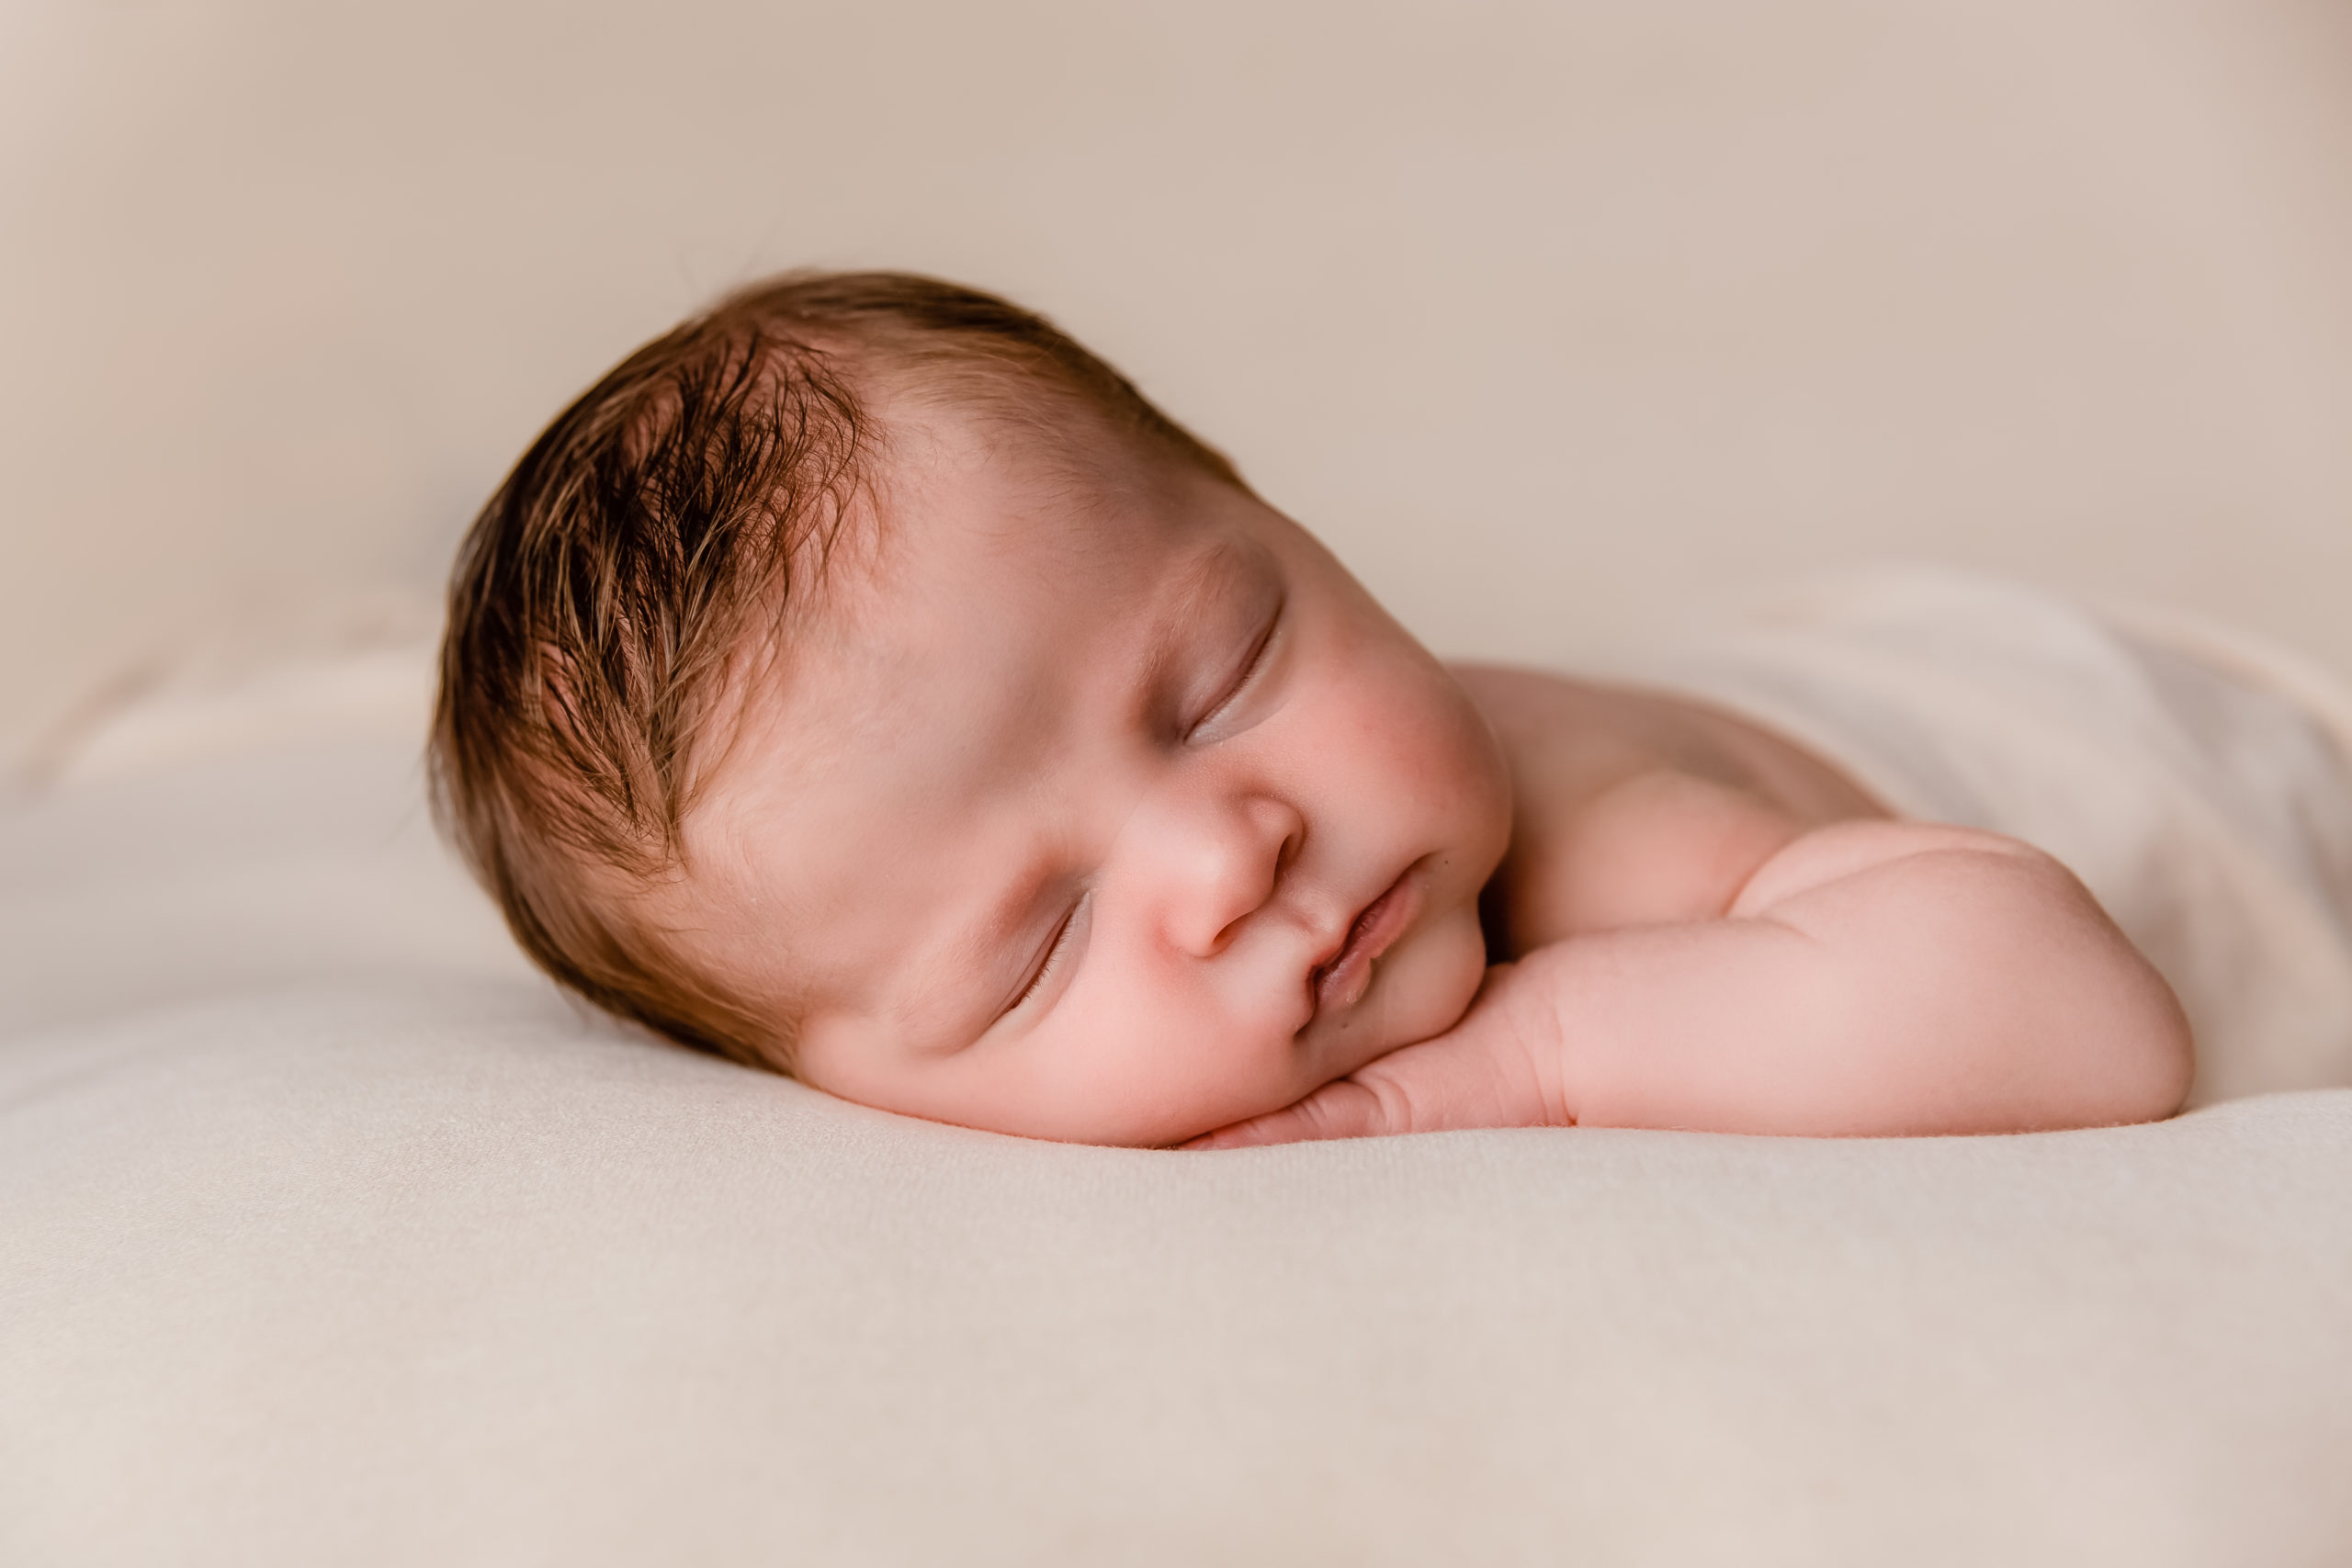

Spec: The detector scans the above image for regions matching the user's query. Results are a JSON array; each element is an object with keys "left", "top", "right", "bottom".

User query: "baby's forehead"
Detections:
[
  {"left": 674, "top": 476, "right": 1265, "bottom": 1014},
  {"left": 712, "top": 476, "right": 1231, "bottom": 784},
  {"left": 820, "top": 419, "right": 1229, "bottom": 646}
]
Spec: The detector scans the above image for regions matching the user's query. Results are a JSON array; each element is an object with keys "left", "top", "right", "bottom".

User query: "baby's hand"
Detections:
[
  {"left": 1186, "top": 962, "right": 1569, "bottom": 1147},
  {"left": 1191, "top": 820, "right": 2196, "bottom": 1149}
]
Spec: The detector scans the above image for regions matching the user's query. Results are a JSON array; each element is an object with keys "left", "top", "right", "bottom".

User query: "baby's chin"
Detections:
[
  {"left": 1332, "top": 899, "right": 1490, "bottom": 1055},
  {"left": 1202, "top": 903, "right": 1488, "bottom": 1140}
]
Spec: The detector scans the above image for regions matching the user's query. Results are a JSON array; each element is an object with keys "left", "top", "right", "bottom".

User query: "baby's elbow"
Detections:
[
  {"left": 2082, "top": 954, "right": 2195, "bottom": 1126},
  {"left": 2008, "top": 866, "right": 2196, "bottom": 1130},
  {"left": 1876, "top": 844, "right": 2197, "bottom": 1132}
]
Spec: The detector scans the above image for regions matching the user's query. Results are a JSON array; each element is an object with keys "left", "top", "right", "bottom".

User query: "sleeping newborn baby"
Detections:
[{"left": 433, "top": 270, "right": 2201, "bottom": 1147}]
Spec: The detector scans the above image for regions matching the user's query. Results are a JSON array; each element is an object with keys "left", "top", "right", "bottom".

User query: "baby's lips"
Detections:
[{"left": 1309, "top": 873, "right": 1420, "bottom": 1019}]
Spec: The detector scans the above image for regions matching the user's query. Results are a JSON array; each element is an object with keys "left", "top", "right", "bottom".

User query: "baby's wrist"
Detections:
[{"left": 1454, "top": 951, "right": 1578, "bottom": 1127}]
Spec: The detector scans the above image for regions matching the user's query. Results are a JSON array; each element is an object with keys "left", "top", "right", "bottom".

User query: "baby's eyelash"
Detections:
[
  {"left": 1006, "top": 901, "right": 1081, "bottom": 1015},
  {"left": 1189, "top": 601, "right": 1283, "bottom": 739}
]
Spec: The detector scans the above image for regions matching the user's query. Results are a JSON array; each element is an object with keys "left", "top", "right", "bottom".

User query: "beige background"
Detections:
[
  {"left": 10, "top": 11, "right": 2352, "bottom": 1554},
  {"left": 6, "top": 0, "right": 2350, "bottom": 761}
]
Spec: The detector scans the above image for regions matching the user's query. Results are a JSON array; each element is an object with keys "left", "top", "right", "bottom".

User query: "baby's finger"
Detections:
[
  {"left": 1186, "top": 1024, "right": 1553, "bottom": 1148},
  {"left": 1183, "top": 1079, "right": 1394, "bottom": 1148}
]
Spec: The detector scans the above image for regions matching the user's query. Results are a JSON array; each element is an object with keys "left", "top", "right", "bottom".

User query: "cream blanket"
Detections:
[
  {"left": 1633, "top": 569, "right": 2352, "bottom": 1105},
  {"left": 5, "top": 598, "right": 2350, "bottom": 1563}
]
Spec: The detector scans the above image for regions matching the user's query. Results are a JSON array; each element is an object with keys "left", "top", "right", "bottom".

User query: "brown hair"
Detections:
[{"left": 430, "top": 271, "right": 1245, "bottom": 1065}]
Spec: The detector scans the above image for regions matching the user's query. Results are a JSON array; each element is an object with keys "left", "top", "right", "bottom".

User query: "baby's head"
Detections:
[{"left": 435, "top": 273, "right": 1510, "bottom": 1145}]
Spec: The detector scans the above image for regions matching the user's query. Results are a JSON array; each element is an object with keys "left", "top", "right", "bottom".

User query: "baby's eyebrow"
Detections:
[
  {"left": 976, "top": 855, "right": 1063, "bottom": 966},
  {"left": 1129, "top": 539, "right": 1259, "bottom": 698},
  {"left": 1164, "top": 539, "right": 1254, "bottom": 629}
]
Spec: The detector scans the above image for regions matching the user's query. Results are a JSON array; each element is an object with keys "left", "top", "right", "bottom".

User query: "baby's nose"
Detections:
[{"left": 1152, "top": 794, "right": 1305, "bottom": 958}]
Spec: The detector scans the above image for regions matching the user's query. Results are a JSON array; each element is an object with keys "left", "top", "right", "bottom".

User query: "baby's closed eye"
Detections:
[
  {"left": 997, "top": 894, "right": 1090, "bottom": 1022},
  {"left": 1183, "top": 593, "right": 1284, "bottom": 745}
]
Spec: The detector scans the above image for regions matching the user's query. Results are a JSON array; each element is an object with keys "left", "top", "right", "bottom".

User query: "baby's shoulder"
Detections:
[
  {"left": 1450, "top": 663, "right": 1889, "bottom": 949},
  {"left": 1451, "top": 663, "right": 1879, "bottom": 817}
]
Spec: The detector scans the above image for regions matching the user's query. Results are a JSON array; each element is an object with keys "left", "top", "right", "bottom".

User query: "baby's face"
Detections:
[{"left": 675, "top": 412, "right": 1510, "bottom": 1145}]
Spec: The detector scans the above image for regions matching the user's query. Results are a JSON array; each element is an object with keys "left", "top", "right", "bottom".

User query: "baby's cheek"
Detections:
[
  {"left": 1057, "top": 979, "right": 1283, "bottom": 1138},
  {"left": 1409, "top": 912, "right": 1492, "bottom": 1032},
  {"left": 1364, "top": 670, "right": 1513, "bottom": 859},
  {"left": 1341, "top": 909, "right": 1489, "bottom": 1066}
]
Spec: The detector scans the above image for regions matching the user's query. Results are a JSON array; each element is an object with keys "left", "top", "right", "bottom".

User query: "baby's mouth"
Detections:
[{"left": 1310, "top": 873, "right": 1419, "bottom": 1018}]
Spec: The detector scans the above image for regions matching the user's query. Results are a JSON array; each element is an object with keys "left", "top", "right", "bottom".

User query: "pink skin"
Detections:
[
  {"left": 663, "top": 409, "right": 1511, "bottom": 1146},
  {"left": 662, "top": 403, "right": 2196, "bottom": 1148},
  {"left": 1193, "top": 819, "right": 2194, "bottom": 1147}
]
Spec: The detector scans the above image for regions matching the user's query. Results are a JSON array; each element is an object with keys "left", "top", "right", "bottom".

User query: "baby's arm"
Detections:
[{"left": 1194, "top": 818, "right": 2194, "bottom": 1145}]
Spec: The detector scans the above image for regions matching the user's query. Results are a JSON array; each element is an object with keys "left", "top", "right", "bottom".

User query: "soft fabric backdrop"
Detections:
[
  {"left": 5, "top": 0, "right": 2350, "bottom": 759},
  {"left": 9, "top": 9, "right": 2352, "bottom": 1558}
]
